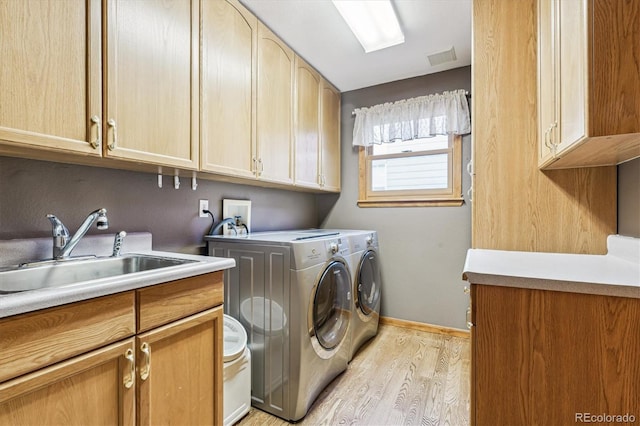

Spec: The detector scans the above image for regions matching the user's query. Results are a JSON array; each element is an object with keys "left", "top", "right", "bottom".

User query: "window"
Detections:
[{"left": 358, "top": 134, "right": 463, "bottom": 207}]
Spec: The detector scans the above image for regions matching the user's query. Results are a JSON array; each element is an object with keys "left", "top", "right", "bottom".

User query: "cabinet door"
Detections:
[
  {"left": 0, "top": 0, "right": 102, "bottom": 155},
  {"left": 136, "top": 307, "right": 223, "bottom": 426},
  {"left": 256, "top": 22, "right": 294, "bottom": 185},
  {"left": 555, "top": 0, "right": 587, "bottom": 154},
  {"left": 537, "top": 0, "right": 557, "bottom": 166},
  {"left": 201, "top": 0, "right": 257, "bottom": 178},
  {"left": 294, "top": 56, "right": 321, "bottom": 189},
  {"left": 104, "top": 0, "right": 198, "bottom": 169},
  {"left": 320, "top": 80, "right": 341, "bottom": 192},
  {"left": 0, "top": 338, "right": 135, "bottom": 426}
]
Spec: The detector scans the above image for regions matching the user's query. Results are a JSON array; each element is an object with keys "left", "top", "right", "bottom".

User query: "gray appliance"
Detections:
[
  {"left": 205, "top": 230, "right": 352, "bottom": 421},
  {"left": 345, "top": 231, "right": 381, "bottom": 360}
]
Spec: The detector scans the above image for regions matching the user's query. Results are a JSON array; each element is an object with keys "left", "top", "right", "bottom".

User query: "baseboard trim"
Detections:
[{"left": 380, "top": 316, "right": 470, "bottom": 339}]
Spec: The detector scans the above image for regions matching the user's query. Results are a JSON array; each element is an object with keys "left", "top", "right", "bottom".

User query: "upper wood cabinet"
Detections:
[
  {"left": 0, "top": 0, "right": 102, "bottom": 156},
  {"left": 201, "top": 0, "right": 256, "bottom": 178},
  {"left": 320, "top": 80, "right": 341, "bottom": 192},
  {"left": 0, "top": 0, "right": 339, "bottom": 192},
  {"left": 538, "top": 0, "right": 640, "bottom": 169},
  {"left": 294, "top": 57, "right": 341, "bottom": 192},
  {"left": 104, "top": 0, "right": 199, "bottom": 169},
  {"left": 256, "top": 22, "right": 295, "bottom": 185},
  {"left": 294, "top": 56, "right": 322, "bottom": 188}
]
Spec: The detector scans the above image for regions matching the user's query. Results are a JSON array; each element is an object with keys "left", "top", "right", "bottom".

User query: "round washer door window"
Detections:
[
  {"left": 312, "top": 261, "right": 351, "bottom": 350},
  {"left": 357, "top": 250, "right": 381, "bottom": 316}
]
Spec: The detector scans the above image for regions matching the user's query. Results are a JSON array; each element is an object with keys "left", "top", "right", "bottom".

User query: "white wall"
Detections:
[{"left": 317, "top": 67, "right": 472, "bottom": 330}]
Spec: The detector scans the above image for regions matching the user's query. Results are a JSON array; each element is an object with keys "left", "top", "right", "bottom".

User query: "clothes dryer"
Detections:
[
  {"left": 206, "top": 230, "right": 352, "bottom": 422},
  {"left": 346, "top": 231, "right": 381, "bottom": 361}
]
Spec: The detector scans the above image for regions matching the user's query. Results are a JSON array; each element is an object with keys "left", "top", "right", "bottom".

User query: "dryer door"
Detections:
[
  {"left": 312, "top": 260, "right": 351, "bottom": 351},
  {"left": 356, "top": 250, "right": 381, "bottom": 317}
]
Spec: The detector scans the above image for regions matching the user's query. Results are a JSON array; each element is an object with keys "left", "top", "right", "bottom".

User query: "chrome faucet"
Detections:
[{"left": 46, "top": 208, "right": 109, "bottom": 259}]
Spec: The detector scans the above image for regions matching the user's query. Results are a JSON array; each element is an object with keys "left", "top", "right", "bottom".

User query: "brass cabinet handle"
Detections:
[
  {"left": 107, "top": 118, "right": 117, "bottom": 151},
  {"left": 89, "top": 115, "right": 101, "bottom": 149},
  {"left": 463, "top": 286, "right": 470, "bottom": 295},
  {"left": 140, "top": 342, "right": 151, "bottom": 381},
  {"left": 466, "top": 307, "right": 473, "bottom": 329},
  {"left": 123, "top": 348, "right": 135, "bottom": 389},
  {"left": 257, "top": 158, "right": 264, "bottom": 175}
]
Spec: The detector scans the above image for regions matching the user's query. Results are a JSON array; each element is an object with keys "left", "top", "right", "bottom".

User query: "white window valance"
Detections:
[{"left": 352, "top": 89, "right": 471, "bottom": 147}]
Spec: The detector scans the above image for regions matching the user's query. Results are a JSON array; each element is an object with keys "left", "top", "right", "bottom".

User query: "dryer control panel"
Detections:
[{"left": 290, "top": 237, "right": 350, "bottom": 270}]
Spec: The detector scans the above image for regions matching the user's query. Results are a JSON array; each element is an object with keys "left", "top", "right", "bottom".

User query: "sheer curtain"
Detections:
[{"left": 352, "top": 89, "right": 470, "bottom": 146}]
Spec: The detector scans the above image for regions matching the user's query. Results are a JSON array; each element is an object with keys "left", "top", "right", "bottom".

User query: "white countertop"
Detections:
[
  {"left": 0, "top": 233, "right": 235, "bottom": 319},
  {"left": 463, "top": 235, "right": 640, "bottom": 299}
]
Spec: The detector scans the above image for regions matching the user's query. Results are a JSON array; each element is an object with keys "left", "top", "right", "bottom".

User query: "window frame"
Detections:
[{"left": 357, "top": 134, "right": 463, "bottom": 207}]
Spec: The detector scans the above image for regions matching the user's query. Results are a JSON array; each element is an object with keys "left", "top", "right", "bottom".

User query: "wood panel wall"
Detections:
[{"left": 472, "top": 0, "right": 616, "bottom": 254}]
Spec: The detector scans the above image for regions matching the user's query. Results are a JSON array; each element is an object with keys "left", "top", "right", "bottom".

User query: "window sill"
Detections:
[{"left": 357, "top": 198, "right": 465, "bottom": 208}]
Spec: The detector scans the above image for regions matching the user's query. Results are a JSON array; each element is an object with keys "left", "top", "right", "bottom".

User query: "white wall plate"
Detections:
[{"left": 222, "top": 199, "right": 251, "bottom": 235}]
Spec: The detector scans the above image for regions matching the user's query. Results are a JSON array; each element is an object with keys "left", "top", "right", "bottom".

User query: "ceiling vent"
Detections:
[{"left": 427, "top": 46, "right": 457, "bottom": 67}]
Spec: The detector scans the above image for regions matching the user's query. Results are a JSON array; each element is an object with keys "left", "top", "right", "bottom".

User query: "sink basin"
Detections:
[{"left": 0, "top": 254, "right": 196, "bottom": 294}]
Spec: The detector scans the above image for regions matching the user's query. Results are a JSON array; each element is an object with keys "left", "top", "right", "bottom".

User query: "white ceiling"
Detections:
[{"left": 239, "top": 0, "right": 472, "bottom": 93}]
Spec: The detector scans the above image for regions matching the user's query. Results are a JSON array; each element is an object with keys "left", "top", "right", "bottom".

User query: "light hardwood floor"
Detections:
[{"left": 237, "top": 324, "right": 470, "bottom": 425}]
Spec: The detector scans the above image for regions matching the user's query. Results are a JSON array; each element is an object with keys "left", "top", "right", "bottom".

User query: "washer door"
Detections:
[
  {"left": 356, "top": 250, "right": 381, "bottom": 317},
  {"left": 312, "top": 260, "right": 351, "bottom": 351}
]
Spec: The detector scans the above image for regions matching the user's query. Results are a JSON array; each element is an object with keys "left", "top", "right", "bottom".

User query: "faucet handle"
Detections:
[
  {"left": 46, "top": 214, "right": 70, "bottom": 248},
  {"left": 112, "top": 231, "right": 127, "bottom": 257}
]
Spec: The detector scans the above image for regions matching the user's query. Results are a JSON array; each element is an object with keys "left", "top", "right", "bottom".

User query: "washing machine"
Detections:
[
  {"left": 206, "top": 230, "right": 352, "bottom": 422},
  {"left": 346, "top": 231, "right": 381, "bottom": 361}
]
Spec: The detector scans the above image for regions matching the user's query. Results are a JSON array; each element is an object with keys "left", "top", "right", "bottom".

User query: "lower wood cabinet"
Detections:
[
  {"left": 471, "top": 284, "right": 640, "bottom": 426},
  {"left": 0, "top": 338, "right": 136, "bottom": 425},
  {"left": 0, "top": 272, "right": 224, "bottom": 426},
  {"left": 137, "top": 307, "right": 223, "bottom": 425}
]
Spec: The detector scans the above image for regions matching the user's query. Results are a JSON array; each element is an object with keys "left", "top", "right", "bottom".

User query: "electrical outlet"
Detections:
[{"left": 199, "top": 199, "right": 209, "bottom": 218}]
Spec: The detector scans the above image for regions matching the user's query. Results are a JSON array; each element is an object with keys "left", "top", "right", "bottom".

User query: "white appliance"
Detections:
[
  {"left": 206, "top": 230, "right": 352, "bottom": 422},
  {"left": 223, "top": 314, "right": 251, "bottom": 426}
]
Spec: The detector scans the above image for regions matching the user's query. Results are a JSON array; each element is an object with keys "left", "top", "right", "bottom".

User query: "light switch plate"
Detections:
[{"left": 222, "top": 199, "right": 251, "bottom": 235}]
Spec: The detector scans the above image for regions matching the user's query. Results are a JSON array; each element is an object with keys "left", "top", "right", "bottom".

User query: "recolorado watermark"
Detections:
[{"left": 576, "top": 413, "right": 636, "bottom": 423}]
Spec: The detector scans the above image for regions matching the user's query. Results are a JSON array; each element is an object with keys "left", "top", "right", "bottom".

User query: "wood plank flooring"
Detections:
[{"left": 237, "top": 324, "right": 470, "bottom": 425}]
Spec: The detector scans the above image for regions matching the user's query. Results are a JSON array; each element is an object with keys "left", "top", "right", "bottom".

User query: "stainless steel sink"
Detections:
[{"left": 0, "top": 254, "right": 196, "bottom": 294}]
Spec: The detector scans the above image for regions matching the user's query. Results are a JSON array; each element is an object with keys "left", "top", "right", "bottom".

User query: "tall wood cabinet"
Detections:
[
  {"left": 472, "top": 0, "right": 616, "bottom": 254},
  {"left": 256, "top": 22, "right": 295, "bottom": 185},
  {"left": 538, "top": 0, "right": 640, "bottom": 169},
  {"left": 0, "top": 0, "right": 102, "bottom": 156},
  {"left": 104, "top": 0, "right": 199, "bottom": 169},
  {"left": 200, "top": 0, "right": 257, "bottom": 178}
]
